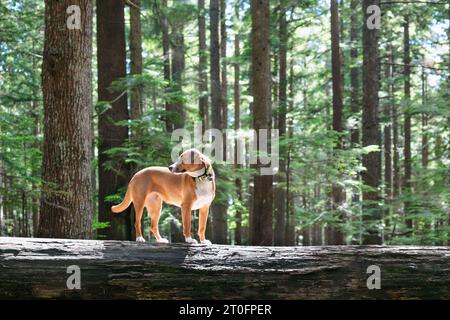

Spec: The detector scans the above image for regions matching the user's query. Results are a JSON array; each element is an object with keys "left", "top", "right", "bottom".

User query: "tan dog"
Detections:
[{"left": 111, "top": 148, "right": 215, "bottom": 244}]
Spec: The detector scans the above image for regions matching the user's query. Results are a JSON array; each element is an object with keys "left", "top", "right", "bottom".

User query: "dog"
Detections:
[{"left": 111, "top": 148, "right": 215, "bottom": 245}]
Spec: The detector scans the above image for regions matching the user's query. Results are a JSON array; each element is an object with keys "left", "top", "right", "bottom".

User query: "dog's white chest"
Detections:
[{"left": 192, "top": 180, "right": 214, "bottom": 210}]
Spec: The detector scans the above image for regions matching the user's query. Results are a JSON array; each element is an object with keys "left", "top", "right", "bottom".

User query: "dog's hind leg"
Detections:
[
  {"left": 133, "top": 194, "right": 146, "bottom": 243},
  {"left": 146, "top": 193, "right": 169, "bottom": 243}
]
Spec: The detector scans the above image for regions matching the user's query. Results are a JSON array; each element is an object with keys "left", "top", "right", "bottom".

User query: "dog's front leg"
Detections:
[
  {"left": 198, "top": 206, "right": 212, "bottom": 245},
  {"left": 181, "top": 203, "right": 197, "bottom": 244}
]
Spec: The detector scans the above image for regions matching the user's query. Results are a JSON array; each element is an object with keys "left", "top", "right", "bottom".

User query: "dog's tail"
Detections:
[{"left": 111, "top": 187, "right": 132, "bottom": 213}]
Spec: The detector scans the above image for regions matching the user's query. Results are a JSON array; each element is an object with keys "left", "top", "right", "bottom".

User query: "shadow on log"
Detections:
[{"left": 0, "top": 237, "right": 449, "bottom": 299}]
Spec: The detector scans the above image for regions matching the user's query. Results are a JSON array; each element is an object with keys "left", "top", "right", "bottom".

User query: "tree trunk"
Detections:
[
  {"left": 210, "top": 0, "right": 227, "bottom": 244},
  {"left": 31, "top": 39, "right": 40, "bottom": 237},
  {"left": 392, "top": 61, "right": 401, "bottom": 200},
  {"left": 274, "top": 2, "right": 287, "bottom": 246},
  {"left": 2, "top": 237, "right": 449, "bottom": 299},
  {"left": 212, "top": 0, "right": 229, "bottom": 244},
  {"left": 384, "top": 46, "right": 393, "bottom": 224},
  {"left": 250, "top": 0, "right": 273, "bottom": 246},
  {"left": 220, "top": 0, "right": 228, "bottom": 133},
  {"left": 361, "top": 0, "right": 381, "bottom": 245},
  {"left": 38, "top": 0, "right": 93, "bottom": 239},
  {"left": 156, "top": 0, "right": 173, "bottom": 132},
  {"left": 402, "top": 16, "right": 413, "bottom": 227},
  {"left": 198, "top": 0, "right": 209, "bottom": 132},
  {"left": 329, "top": 0, "right": 345, "bottom": 245},
  {"left": 233, "top": 0, "right": 243, "bottom": 246},
  {"left": 285, "top": 61, "right": 296, "bottom": 246},
  {"left": 403, "top": 16, "right": 413, "bottom": 231},
  {"left": 421, "top": 67, "right": 428, "bottom": 170},
  {"left": 210, "top": 0, "right": 222, "bottom": 148},
  {"left": 129, "top": 0, "right": 143, "bottom": 123},
  {"left": 170, "top": 23, "right": 185, "bottom": 130},
  {"left": 350, "top": 0, "right": 360, "bottom": 214},
  {"left": 97, "top": 0, "right": 131, "bottom": 240}
]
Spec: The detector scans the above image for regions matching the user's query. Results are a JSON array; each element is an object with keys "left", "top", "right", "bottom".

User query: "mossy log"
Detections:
[{"left": 0, "top": 237, "right": 449, "bottom": 299}]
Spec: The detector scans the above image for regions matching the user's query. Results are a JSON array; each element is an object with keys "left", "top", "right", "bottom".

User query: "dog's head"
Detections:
[{"left": 169, "top": 148, "right": 211, "bottom": 174}]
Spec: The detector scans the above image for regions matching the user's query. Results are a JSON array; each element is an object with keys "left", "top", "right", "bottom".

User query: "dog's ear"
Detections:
[{"left": 199, "top": 155, "right": 211, "bottom": 169}]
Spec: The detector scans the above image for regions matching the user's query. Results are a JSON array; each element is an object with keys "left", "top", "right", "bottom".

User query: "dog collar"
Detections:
[
  {"left": 189, "top": 167, "right": 213, "bottom": 182},
  {"left": 186, "top": 168, "right": 206, "bottom": 178}
]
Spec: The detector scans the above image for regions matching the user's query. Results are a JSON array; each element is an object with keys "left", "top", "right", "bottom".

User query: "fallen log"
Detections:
[{"left": 0, "top": 237, "right": 449, "bottom": 299}]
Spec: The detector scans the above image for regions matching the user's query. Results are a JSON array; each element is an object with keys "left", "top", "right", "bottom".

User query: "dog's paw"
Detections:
[
  {"left": 200, "top": 239, "right": 212, "bottom": 245},
  {"left": 156, "top": 237, "right": 169, "bottom": 244},
  {"left": 185, "top": 236, "right": 198, "bottom": 244},
  {"left": 136, "top": 236, "right": 146, "bottom": 243}
]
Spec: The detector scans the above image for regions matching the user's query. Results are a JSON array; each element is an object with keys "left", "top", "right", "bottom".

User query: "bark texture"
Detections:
[
  {"left": 97, "top": 0, "right": 131, "bottom": 240},
  {"left": 38, "top": 0, "right": 93, "bottom": 239},
  {"left": 1, "top": 237, "right": 449, "bottom": 299},
  {"left": 274, "top": 2, "right": 287, "bottom": 246},
  {"left": 361, "top": 0, "right": 381, "bottom": 245},
  {"left": 250, "top": 0, "right": 273, "bottom": 246},
  {"left": 210, "top": 0, "right": 227, "bottom": 244},
  {"left": 198, "top": 0, "right": 209, "bottom": 132},
  {"left": 329, "top": 0, "right": 345, "bottom": 245},
  {"left": 130, "top": 0, "right": 144, "bottom": 122},
  {"left": 403, "top": 16, "right": 413, "bottom": 230}
]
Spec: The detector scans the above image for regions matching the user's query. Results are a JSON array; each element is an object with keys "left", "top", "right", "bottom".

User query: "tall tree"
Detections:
[
  {"left": 233, "top": 0, "right": 243, "bottom": 245},
  {"left": 392, "top": 60, "right": 401, "bottom": 200},
  {"left": 361, "top": 0, "right": 381, "bottom": 245},
  {"left": 97, "top": 0, "right": 131, "bottom": 240},
  {"left": 421, "top": 66, "right": 428, "bottom": 170},
  {"left": 329, "top": 0, "right": 345, "bottom": 245},
  {"left": 169, "top": 6, "right": 186, "bottom": 130},
  {"left": 285, "top": 58, "right": 296, "bottom": 246},
  {"left": 384, "top": 46, "right": 393, "bottom": 219},
  {"left": 160, "top": 0, "right": 172, "bottom": 132},
  {"left": 403, "top": 15, "right": 413, "bottom": 230},
  {"left": 198, "top": 0, "right": 209, "bottom": 132},
  {"left": 210, "top": 0, "right": 227, "bottom": 244},
  {"left": 274, "top": 1, "right": 287, "bottom": 246},
  {"left": 350, "top": 0, "right": 359, "bottom": 147},
  {"left": 220, "top": 0, "right": 228, "bottom": 132},
  {"left": 129, "top": 0, "right": 143, "bottom": 122},
  {"left": 250, "top": 0, "right": 273, "bottom": 246},
  {"left": 38, "top": 0, "right": 93, "bottom": 238}
]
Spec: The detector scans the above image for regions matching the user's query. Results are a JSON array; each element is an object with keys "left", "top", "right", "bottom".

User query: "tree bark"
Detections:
[
  {"left": 233, "top": 0, "right": 243, "bottom": 245},
  {"left": 210, "top": 0, "right": 227, "bottom": 244},
  {"left": 2, "top": 237, "right": 449, "bottom": 299},
  {"left": 361, "top": 0, "right": 381, "bottom": 245},
  {"left": 198, "top": 0, "right": 209, "bottom": 132},
  {"left": 250, "top": 0, "right": 273, "bottom": 246},
  {"left": 285, "top": 61, "right": 295, "bottom": 246},
  {"left": 210, "top": 0, "right": 222, "bottom": 146},
  {"left": 155, "top": 0, "right": 173, "bottom": 132},
  {"left": 220, "top": 0, "right": 228, "bottom": 133},
  {"left": 274, "top": 1, "right": 287, "bottom": 246},
  {"left": 129, "top": 0, "right": 143, "bottom": 122},
  {"left": 349, "top": 0, "right": 360, "bottom": 145},
  {"left": 403, "top": 16, "right": 413, "bottom": 231},
  {"left": 392, "top": 61, "right": 401, "bottom": 200},
  {"left": 38, "top": 0, "right": 93, "bottom": 239},
  {"left": 170, "top": 17, "right": 186, "bottom": 130},
  {"left": 97, "top": 0, "right": 131, "bottom": 240},
  {"left": 329, "top": 0, "right": 345, "bottom": 245},
  {"left": 384, "top": 46, "right": 393, "bottom": 223},
  {"left": 421, "top": 67, "right": 428, "bottom": 170}
]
